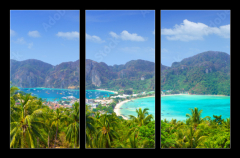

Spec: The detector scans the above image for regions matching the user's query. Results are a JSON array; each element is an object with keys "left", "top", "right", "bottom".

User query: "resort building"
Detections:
[
  {"left": 88, "top": 99, "right": 94, "bottom": 103},
  {"left": 66, "top": 96, "right": 76, "bottom": 99},
  {"left": 110, "top": 94, "right": 131, "bottom": 99}
]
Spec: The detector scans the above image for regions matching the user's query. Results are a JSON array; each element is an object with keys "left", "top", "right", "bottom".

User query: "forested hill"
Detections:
[
  {"left": 86, "top": 59, "right": 155, "bottom": 91},
  {"left": 161, "top": 51, "right": 230, "bottom": 95},
  {"left": 10, "top": 59, "right": 79, "bottom": 89}
]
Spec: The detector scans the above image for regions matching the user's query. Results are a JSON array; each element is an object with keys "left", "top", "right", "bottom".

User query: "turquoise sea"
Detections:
[
  {"left": 161, "top": 95, "right": 230, "bottom": 121},
  {"left": 86, "top": 90, "right": 115, "bottom": 99},
  {"left": 18, "top": 88, "right": 114, "bottom": 101},
  {"left": 119, "top": 97, "right": 155, "bottom": 120},
  {"left": 18, "top": 87, "right": 79, "bottom": 101}
]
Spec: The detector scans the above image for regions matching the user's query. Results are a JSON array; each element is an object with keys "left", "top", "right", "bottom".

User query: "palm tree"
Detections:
[
  {"left": 126, "top": 108, "right": 153, "bottom": 140},
  {"left": 51, "top": 107, "right": 67, "bottom": 148},
  {"left": 95, "top": 114, "right": 119, "bottom": 148},
  {"left": 186, "top": 107, "right": 209, "bottom": 130},
  {"left": 10, "top": 94, "right": 47, "bottom": 148},
  {"left": 86, "top": 105, "right": 96, "bottom": 148},
  {"left": 129, "top": 108, "right": 153, "bottom": 127},
  {"left": 223, "top": 118, "right": 230, "bottom": 129},
  {"left": 186, "top": 107, "right": 203, "bottom": 125},
  {"left": 66, "top": 102, "right": 79, "bottom": 148},
  {"left": 175, "top": 125, "right": 207, "bottom": 148},
  {"left": 10, "top": 84, "right": 19, "bottom": 97},
  {"left": 42, "top": 106, "right": 54, "bottom": 148}
]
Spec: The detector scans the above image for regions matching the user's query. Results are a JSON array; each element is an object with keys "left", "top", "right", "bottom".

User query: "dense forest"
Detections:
[
  {"left": 161, "top": 107, "right": 230, "bottom": 148},
  {"left": 10, "top": 84, "right": 155, "bottom": 148},
  {"left": 10, "top": 85, "right": 79, "bottom": 148},
  {"left": 86, "top": 105, "right": 155, "bottom": 148},
  {"left": 161, "top": 51, "right": 230, "bottom": 96}
]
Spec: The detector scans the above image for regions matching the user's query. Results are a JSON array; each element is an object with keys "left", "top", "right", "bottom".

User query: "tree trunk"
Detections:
[
  {"left": 21, "top": 131, "right": 24, "bottom": 148},
  {"left": 48, "top": 131, "right": 50, "bottom": 148},
  {"left": 54, "top": 123, "right": 58, "bottom": 148},
  {"left": 37, "top": 137, "right": 39, "bottom": 148}
]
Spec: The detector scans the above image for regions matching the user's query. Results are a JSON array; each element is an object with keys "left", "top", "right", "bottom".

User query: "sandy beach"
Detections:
[
  {"left": 96, "top": 89, "right": 118, "bottom": 94},
  {"left": 114, "top": 100, "right": 130, "bottom": 120},
  {"left": 114, "top": 95, "right": 155, "bottom": 120}
]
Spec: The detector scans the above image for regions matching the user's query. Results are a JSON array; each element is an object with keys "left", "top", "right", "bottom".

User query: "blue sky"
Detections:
[
  {"left": 86, "top": 10, "right": 155, "bottom": 66},
  {"left": 10, "top": 10, "right": 79, "bottom": 66},
  {"left": 161, "top": 10, "right": 230, "bottom": 67}
]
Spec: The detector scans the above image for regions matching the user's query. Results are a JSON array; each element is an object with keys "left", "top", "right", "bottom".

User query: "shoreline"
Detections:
[
  {"left": 95, "top": 89, "right": 118, "bottom": 94},
  {"left": 161, "top": 94, "right": 229, "bottom": 97},
  {"left": 18, "top": 87, "right": 79, "bottom": 91},
  {"left": 114, "top": 95, "right": 155, "bottom": 120}
]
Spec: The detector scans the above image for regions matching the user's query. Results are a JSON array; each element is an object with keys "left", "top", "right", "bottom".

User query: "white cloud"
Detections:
[
  {"left": 86, "top": 33, "right": 105, "bottom": 43},
  {"left": 28, "top": 30, "right": 41, "bottom": 37},
  {"left": 28, "top": 42, "right": 33, "bottom": 49},
  {"left": 153, "top": 29, "right": 155, "bottom": 35},
  {"left": 161, "top": 48, "right": 168, "bottom": 53},
  {"left": 109, "top": 30, "right": 146, "bottom": 41},
  {"left": 56, "top": 31, "right": 79, "bottom": 40},
  {"left": 109, "top": 31, "right": 119, "bottom": 38},
  {"left": 10, "top": 29, "right": 16, "bottom": 36},
  {"left": 12, "top": 37, "right": 33, "bottom": 49},
  {"left": 161, "top": 19, "right": 230, "bottom": 41},
  {"left": 15, "top": 37, "right": 26, "bottom": 44}
]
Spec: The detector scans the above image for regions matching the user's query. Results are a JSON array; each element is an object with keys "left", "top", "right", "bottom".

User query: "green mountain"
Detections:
[
  {"left": 10, "top": 59, "right": 79, "bottom": 89},
  {"left": 161, "top": 51, "right": 230, "bottom": 95},
  {"left": 86, "top": 59, "right": 155, "bottom": 91}
]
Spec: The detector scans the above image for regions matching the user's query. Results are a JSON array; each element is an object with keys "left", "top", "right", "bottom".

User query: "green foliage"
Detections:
[
  {"left": 161, "top": 108, "right": 230, "bottom": 148},
  {"left": 124, "top": 89, "right": 133, "bottom": 95},
  {"left": 10, "top": 86, "right": 80, "bottom": 148},
  {"left": 86, "top": 107, "right": 155, "bottom": 148},
  {"left": 161, "top": 51, "right": 230, "bottom": 96}
]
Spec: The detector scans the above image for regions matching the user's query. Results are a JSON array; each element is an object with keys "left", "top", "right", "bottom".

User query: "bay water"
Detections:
[{"left": 161, "top": 95, "right": 230, "bottom": 121}]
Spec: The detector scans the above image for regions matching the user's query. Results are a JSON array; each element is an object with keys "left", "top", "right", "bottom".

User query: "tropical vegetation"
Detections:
[
  {"left": 86, "top": 106, "right": 155, "bottom": 148},
  {"left": 161, "top": 107, "right": 230, "bottom": 148},
  {"left": 10, "top": 84, "right": 80, "bottom": 148}
]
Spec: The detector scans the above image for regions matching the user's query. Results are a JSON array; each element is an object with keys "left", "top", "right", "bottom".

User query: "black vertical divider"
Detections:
[
  {"left": 155, "top": 10, "right": 160, "bottom": 149},
  {"left": 80, "top": 9, "right": 86, "bottom": 149}
]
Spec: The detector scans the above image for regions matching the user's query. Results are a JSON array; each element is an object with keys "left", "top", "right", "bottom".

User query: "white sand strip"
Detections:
[
  {"left": 96, "top": 89, "right": 118, "bottom": 94},
  {"left": 114, "top": 100, "right": 130, "bottom": 120},
  {"left": 114, "top": 95, "right": 155, "bottom": 120}
]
